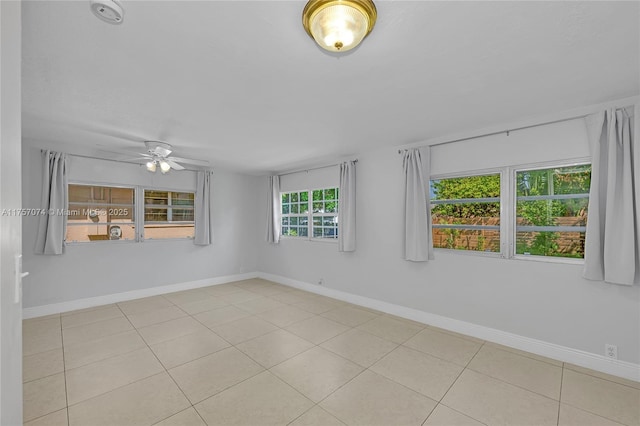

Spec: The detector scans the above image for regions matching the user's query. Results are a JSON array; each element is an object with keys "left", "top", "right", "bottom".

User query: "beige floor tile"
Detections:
[
  {"left": 68, "top": 373, "right": 190, "bottom": 426},
  {"left": 289, "top": 406, "right": 346, "bottom": 426},
  {"left": 23, "top": 318, "right": 62, "bottom": 357},
  {"left": 442, "top": 369, "right": 559, "bottom": 425},
  {"left": 294, "top": 298, "right": 342, "bottom": 314},
  {"left": 321, "top": 328, "right": 398, "bottom": 367},
  {"left": 370, "top": 346, "right": 463, "bottom": 401},
  {"left": 23, "top": 373, "right": 67, "bottom": 423},
  {"left": 127, "top": 306, "right": 187, "bottom": 328},
  {"left": 321, "top": 305, "right": 380, "bottom": 327},
  {"left": 23, "top": 317, "right": 61, "bottom": 337},
  {"left": 467, "top": 344, "right": 562, "bottom": 399},
  {"left": 236, "top": 329, "right": 314, "bottom": 368},
  {"left": 234, "top": 297, "right": 288, "bottom": 314},
  {"left": 429, "top": 326, "right": 485, "bottom": 344},
  {"left": 485, "top": 341, "right": 563, "bottom": 367},
  {"left": 61, "top": 305, "right": 124, "bottom": 329},
  {"left": 561, "top": 368, "right": 640, "bottom": 426},
  {"left": 126, "top": 305, "right": 188, "bottom": 328},
  {"left": 257, "top": 305, "right": 316, "bottom": 327},
  {"left": 357, "top": 315, "right": 424, "bottom": 344},
  {"left": 177, "top": 296, "right": 228, "bottom": 315},
  {"left": 60, "top": 304, "right": 115, "bottom": 317},
  {"left": 423, "top": 404, "right": 484, "bottom": 426},
  {"left": 163, "top": 289, "right": 211, "bottom": 305},
  {"left": 25, "top": 313, "right": 61, "bottom": 322},
  {"left": 246, "top": 284, "right": 289, "bottom": 296},
  {"left": 270, "top": 346, "right": 363, "bottom": 403},
  {"left": 63, "top": 329, "right": 146, "bottom": 370},
  {"left": 270, "top": 291, "right": 316, "bottom": 305},
  {"left": 62, "top": 316, "right": 133, "bottom": 347},
  {"left": 559, "top": 403, "right": 626, "bottom": 425},
  {"left": 211, "top": 316, "right": 279, "bottom": 345},
  {"left": 154, "top": 407, "right": 207, "bottom": 426},
  {"left": 118, "top": 295, "right": 174, "bottom": 316},
  {"left": 321, "top": 370, "right": 436, "bottom": 426},
  {"left": 285, "top": 315, "right": 350, "bottom": 344},
  {"left": 193, "top": 305, "right": 250, "bottom": 328},
  {"left": 195, "top": 371, "right": 313, "bottom": 426},
  {"left": 23, "top": 348, "right": 64, "bottom": 383},
  {"left": 202, "top": 284, "right": 245, "bottom": 297},
  {"left": 24, "top": 408, "right": 68, "bottom": 426},
  {"left": 404, "top": 328, "right": 482, "bottom": 366},
  {"left": 66, "top": 347, "right": 164, "bottom": 405},
  {"left": 150, "top": 329, "right": 230, "bottom": 369},
  {"left": 219, "top": 290, "right": 264, "bottom": 305},
  {"left": 23, "top": 330, "right": 63, "bottom": 357},
  {"left": 137, "top": 316, "right": 208, "bottom": 345},
  {"left": 169, "top": 347, "right": 264, "bottom": 403},
  {"left": 564, "top": 363, "right": 640, "bottom": 390}
]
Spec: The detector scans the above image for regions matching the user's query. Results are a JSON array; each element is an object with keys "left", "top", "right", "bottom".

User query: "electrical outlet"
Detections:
[
  {"left": 605, "top": 344, "right": 618, "bottom": 359},
  {"left": 318, "top": 278, "right": 324, "bottom": 285}
]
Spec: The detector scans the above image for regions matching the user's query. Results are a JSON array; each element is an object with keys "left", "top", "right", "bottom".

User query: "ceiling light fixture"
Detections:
[
  {"left": 146, "top": 161, "right": 156, "bottom": 173},
  {"left": 90, "top": 0, "right": 124, "bottom": 25},
  {"left": 159, "top": 160, "right": 171, "bottom": 174},
  {"left": 302, "top": 0, "right": 377, "bottom": 53}
]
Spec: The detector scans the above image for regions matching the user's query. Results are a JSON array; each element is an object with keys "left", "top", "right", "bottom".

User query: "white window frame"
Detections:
[
  {"left": 66, "top": 181, "right": 137, "bottom": 244},
  {"left": 430, "top": 168, "right": 505, "bottom": 258},
  {"left": 141, "top": 188, "right": 195, "bottom": 242},
  {"left": 430, "top": 157, "right": 591, "bottom": 264},
  {"left": 509, "top": 158, "right": 591, "bottom": 264},
  {"left": 280, "top": 187, "right": 339, "bottom": 242},
  {"left": 66, "top": 182, "right": 196, "bottom": 244}
]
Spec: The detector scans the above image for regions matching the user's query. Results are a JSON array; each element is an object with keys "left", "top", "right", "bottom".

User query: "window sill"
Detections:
[{"left": 280, "top": 236, "right": 338, "bottom": 244}]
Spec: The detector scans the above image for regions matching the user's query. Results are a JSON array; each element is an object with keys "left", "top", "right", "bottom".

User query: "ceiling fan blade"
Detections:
[
  {"left": 165, "top": 159, "right": 185, "bottom": 171},
  {"left": 168, "top": 156, "right": 210, "bottom": 166},
  {"left": 118, "top": 156, "right": 153, "bottom": 163}
]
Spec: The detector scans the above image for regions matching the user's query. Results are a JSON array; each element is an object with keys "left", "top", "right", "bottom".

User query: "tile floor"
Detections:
[{"left": 23, "top": 279, "right": 640, "bottom": 426}]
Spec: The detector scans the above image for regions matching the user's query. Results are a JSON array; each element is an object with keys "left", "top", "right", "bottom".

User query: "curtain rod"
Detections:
[
  {"left": 397, "top": 114, "right": 588, "bottom": 154},
  {"left": 279, "top": 159, "right": 358, "bottom": 177}
]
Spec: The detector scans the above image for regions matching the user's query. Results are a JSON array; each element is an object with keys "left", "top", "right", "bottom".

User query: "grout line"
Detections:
[
  {"left": 557, "top": 364, "right": 565, "bottom": 426},
  {"left": 58, "top": 315, "right": 70, "bottom": 426}
]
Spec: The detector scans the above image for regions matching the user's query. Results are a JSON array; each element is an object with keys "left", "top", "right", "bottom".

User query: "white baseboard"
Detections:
[
  {"left": 258, "top": 272, "right": 640, "bottom": 383},
  {"left": 22, "top": 272, "right": 258, "bottom": 319}
]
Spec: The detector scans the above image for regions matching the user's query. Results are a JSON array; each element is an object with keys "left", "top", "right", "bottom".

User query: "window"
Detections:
[
  {"left": 430, "top": 173, "right": 501, "bottom": 252},
  {"left": 67, "top": 184, "right": 135, "bottom": 242},
  {"left": 144, "top": 190, "right": 195, "bottom": 240},
  {"left": 281, "top": 187, "right": 338, "bottom": 240},
  {"left": 430, "top": 160, "right": 591, "bottom": 261},
  {"left": 515, "top": 164, "right": 590, "bottom": 259}
]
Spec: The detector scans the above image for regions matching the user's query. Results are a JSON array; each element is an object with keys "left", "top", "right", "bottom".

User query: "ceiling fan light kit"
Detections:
[
  {"left": 302, "top": 0, "right": 377, "bottom": 53},
  {"left": 90, "top": 0, "right": 124, "bottom": 24}
]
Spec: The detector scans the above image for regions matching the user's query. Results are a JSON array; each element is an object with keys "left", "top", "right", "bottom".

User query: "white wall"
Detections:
[
  {"left": 22, "top": 141, "right": 260, "bottom": 308},
  {"left": 258, "top": 119, "right": 640, "bottom": 364}
]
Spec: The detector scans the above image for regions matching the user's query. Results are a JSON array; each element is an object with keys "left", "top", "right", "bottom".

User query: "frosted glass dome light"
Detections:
[{"left": 303, "top": 0, "right": 377, "bottom": 53}]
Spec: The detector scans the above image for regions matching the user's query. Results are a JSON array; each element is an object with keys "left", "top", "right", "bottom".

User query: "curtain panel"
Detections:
[
  {"left": 583, "top": 106, "right": 639, "bottom": 285},
  {"left": 34, "top": 150, "right": 68, "bottom": 255},
  {"left": 266, "top": 175, "right": 281, "bottom": 244},
  {"left": 194, "top": 170, "right": 214, "bottom": 246},
  {"left": 338, "top": 161, "right": 356, "bottom": 252},
  {"left": 402, "top": 148, "right": 434, "bottom": 262}
]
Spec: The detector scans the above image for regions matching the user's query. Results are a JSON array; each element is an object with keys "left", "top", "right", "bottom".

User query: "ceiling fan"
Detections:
[{"left": 100, "top": 140, "right": 210, "bottom": 173}]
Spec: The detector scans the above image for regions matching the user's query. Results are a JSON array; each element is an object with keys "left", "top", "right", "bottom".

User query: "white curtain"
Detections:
[
  {"left": 34, "top": 150, "right": 68, "bottom": 255},
  {"left": 338, "top": 161, "right": 356, "bottom": 252},
  {"left": 266, "top": 175, "right": 281, "bottom": 244},
  {"left": 403, "top": 148, "right": 434, "bottom": 262},
  {"left": 583, "top": 106, "right": 639, "bottom": 285},
  {"left": 194, "top": 170, "right": 214, "bottom": 246}
]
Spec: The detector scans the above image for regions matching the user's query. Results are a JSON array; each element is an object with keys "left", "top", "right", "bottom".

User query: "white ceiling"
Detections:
[{"left": 22, "top": 1, "right": 639, "bottom": 174}]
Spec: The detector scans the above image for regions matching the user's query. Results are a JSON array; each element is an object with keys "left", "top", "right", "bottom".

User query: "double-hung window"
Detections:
[
  {"left": 143, "top": 190, "right": 195, "bottom": 240},
  {"left": 430, "top": 173, "right": 501, "bottom": 253},
  {"left": 281, "top": 188, "right": 338, "bottom": 240},
  {"left": 430, "top": 160, "right": 591, "bottom": 261},
  {"left": 66, "top": 184, "right": 135, "bottom": 242},
  {"left": 515, "top": 163, "right": 590, "bottom": 259}
]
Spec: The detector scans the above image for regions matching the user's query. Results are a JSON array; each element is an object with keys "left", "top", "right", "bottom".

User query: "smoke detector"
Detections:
[{"left": 90, "top": 0, "right": 124, "bottom": 25}]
